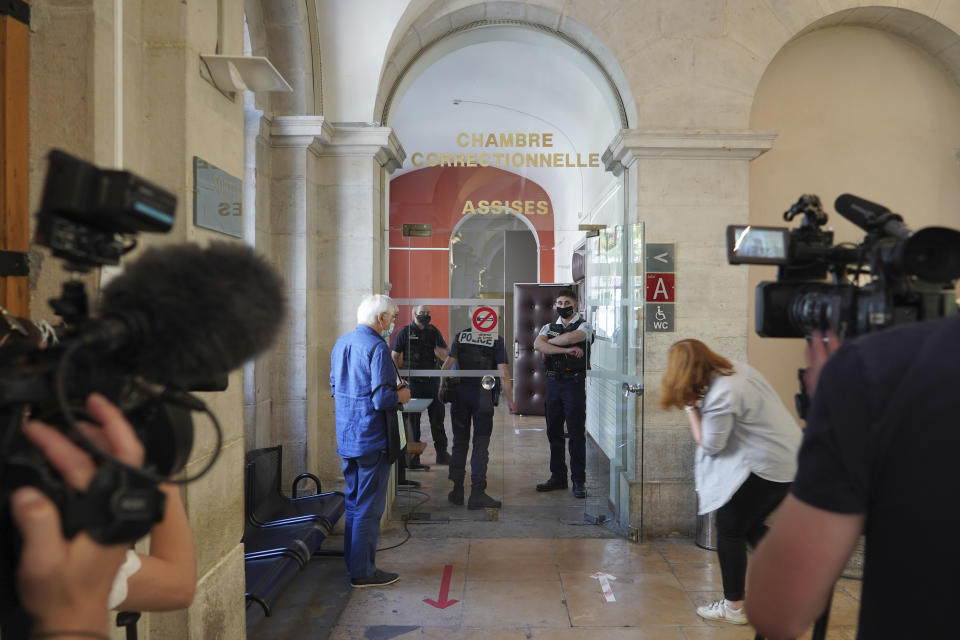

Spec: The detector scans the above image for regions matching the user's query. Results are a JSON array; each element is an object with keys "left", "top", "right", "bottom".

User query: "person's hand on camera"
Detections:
[
  {"left": 14, "top": 393, "right": 144, "bottom": 637},
  {"left": 803, "top": 330, "right": 842, "bottom": 397}
]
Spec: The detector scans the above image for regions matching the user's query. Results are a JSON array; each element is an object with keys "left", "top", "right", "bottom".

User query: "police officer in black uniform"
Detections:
[
  {"left": 439, "top": 317, "right": 516, "bottom": 509},
  {"left": 391, "top": 305, "right": 449, "bottom": 466},
  {"left": 534, "top": 289, "right": 592, "bottom": 499}
]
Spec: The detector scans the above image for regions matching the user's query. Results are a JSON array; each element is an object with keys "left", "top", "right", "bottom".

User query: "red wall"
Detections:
[{"left": 389, "top": 166, "right": 556, "bottom": 335}]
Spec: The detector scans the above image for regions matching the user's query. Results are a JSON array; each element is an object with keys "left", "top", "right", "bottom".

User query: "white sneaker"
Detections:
[{"left": 696, "top": 599, "right": 747, "bottom": 625}]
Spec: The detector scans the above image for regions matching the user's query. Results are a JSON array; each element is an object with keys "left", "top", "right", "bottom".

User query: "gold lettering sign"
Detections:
[
  {"left": 460, "top": 200, "right": 549, "bottom": 216},
  {"left": 409, "top": 132, "right": 601, "bottom": 170}
]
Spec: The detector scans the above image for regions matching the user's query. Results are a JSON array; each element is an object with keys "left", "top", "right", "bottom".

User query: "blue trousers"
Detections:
[
  {"left": 544, "top": 377, "right": 586, "bottom": 483},
  {"left": 341, "top": 450, "right": 392, "bottom": 579},
  {"left": 448, "top": 384, "right": 494, "bottom": 489}
]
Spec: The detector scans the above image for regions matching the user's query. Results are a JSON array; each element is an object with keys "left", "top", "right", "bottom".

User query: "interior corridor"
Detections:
[{"left": 249, "top": 407, "right": 861, "bottom": 639}]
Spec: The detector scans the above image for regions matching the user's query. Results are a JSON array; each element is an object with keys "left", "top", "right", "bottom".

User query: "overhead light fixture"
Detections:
[
  {"left": 200, "top": 55, "right": 293, "bottom": 93},
  {"left": 579, "top": 224, "right": 606, "bottom": 238}
]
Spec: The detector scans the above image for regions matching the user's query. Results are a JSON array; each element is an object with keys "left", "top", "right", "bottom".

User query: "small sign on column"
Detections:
[
  {"left": 644, "top": 243, "right": 676, "bottom": 333},
  {"left": 645, "top": 303, "right": 674, "bottom": 332}
]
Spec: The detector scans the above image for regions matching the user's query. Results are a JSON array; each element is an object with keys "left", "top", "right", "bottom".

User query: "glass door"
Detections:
[
  {"left": 583, "top": 223, "right": 643, "bottom": 536},
  {"left": 387, "top": 216, "right": 538, "bottom": 522}
]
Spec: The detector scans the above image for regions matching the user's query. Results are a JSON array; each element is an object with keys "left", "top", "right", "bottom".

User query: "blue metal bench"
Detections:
[{"left": 242, "top": 446, "right": 346, "bottom": 625}]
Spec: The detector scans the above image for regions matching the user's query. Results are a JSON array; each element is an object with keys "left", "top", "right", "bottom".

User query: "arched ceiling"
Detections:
[{"left": 388, "top": 26, "right": 623, "bottom": 233}]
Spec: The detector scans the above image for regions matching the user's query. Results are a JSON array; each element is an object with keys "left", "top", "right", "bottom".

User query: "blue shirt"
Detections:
[{"left": 330, "top": 325, "right": 399, "bottom": 458}]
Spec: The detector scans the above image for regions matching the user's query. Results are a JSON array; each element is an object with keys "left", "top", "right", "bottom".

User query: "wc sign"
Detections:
[{"left": 645, "top": 243, "right": 675, "bottom": 333}]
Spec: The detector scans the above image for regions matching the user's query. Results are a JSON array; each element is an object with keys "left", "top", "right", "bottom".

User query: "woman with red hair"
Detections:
[{"left": 660, "top": 339, "right": 801, "bottom": 625}]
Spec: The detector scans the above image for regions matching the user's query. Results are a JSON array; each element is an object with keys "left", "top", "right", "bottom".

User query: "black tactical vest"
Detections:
[
  {"left": 543, "top": 317, "right": 588, "bottom": 374},
  {"left": 454, "top": 330, "right": 497, "bottom": 385},
  {"left": 404, "top": 323, "right": 439, "bottom": 370}
]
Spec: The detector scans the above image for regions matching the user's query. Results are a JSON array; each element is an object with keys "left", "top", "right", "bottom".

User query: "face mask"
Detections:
[
  {"left": 416, "top": 314, "right": 431, "bottom": 325},
  {"left": 381, "top": 322, "right": 395, "bottom": 340},
  {"left": 556, "top": 306, "right": 575, "bottom": 319}
]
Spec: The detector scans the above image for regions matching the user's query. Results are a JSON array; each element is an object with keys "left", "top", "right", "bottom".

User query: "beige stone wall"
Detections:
[{"left": 29, "top": 0, "right": 249, "bottom": 637}]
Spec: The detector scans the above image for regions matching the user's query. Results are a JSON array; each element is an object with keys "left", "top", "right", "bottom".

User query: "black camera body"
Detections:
[
  {"left": 728, "top": 194, "right": 960, "bottom": 339},
  {"left": 0, "top": 150, "right": 185, "bottom": 631},
  {"left": 34, "top": 149, "right": 175, "bottom": 269}
]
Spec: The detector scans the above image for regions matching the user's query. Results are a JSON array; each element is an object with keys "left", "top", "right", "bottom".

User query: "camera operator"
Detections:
[
  {"left": 12, "top": 393, "right": 145, "bottom": 640},
  {"left": 747, "top": 321, "right": 958, "bottom": 638},
  {"left": 0, "top": 310, "right": 197, "bottom": 616}
]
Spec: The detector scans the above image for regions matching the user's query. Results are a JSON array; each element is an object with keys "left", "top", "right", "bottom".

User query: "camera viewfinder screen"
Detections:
[{"left": 726, "top": 225, "right": 789, "bottom": 265}]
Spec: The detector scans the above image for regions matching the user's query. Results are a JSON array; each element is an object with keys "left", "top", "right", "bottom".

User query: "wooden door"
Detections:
[{"left": 0, "top": 0, "right": 29, "bottom": 316}]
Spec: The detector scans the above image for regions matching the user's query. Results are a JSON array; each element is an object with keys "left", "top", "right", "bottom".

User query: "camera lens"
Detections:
[{"left": 789, "top": 290, "right": 834, "bottom": 336}]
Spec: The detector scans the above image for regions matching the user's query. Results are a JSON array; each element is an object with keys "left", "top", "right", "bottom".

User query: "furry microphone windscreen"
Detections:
[{"left": 99, "top": 241, "right": 287, "bottom": 383}]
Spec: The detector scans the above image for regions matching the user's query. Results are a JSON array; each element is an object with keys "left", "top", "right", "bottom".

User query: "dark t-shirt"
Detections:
[
  {"left": 791, "top": 315, "right": 960, "bottom": 638},
  {"left": 392, "top": 322, "right": 447, "bottom": 371}
]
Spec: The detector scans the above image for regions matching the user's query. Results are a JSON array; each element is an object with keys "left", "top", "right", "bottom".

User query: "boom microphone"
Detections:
[
  {"left": 91, "top": 241, "right": 286, "bottom": 382},
  {"left": 834, "top": 193, "right": 910, "bottom": 239}
]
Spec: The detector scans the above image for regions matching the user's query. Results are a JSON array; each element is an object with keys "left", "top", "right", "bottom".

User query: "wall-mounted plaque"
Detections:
[
  {"left": 193, "top": 157, "right": 243, "bottom": 238},
  {"left": 402, "top": 223, "right": 432, "bottom": 237}
]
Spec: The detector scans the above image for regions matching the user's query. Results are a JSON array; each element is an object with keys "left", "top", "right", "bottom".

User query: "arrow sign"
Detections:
[
  {"left": 652, "top": 251, "right": 670, "bottom": 263},
  {"left": 424, "top": 564, "right": 459, "bottom": 609},
  {"left": 591, "top": 572, "right": 617, "bottom": 603}
]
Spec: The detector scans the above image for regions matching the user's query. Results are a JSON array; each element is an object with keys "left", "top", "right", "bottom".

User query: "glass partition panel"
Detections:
[
  {"left": 388, "top": 219, "right": 536, "bottom": 521},
  {"left": 583, "top": 223, "right": 643, "bottom": 534}
]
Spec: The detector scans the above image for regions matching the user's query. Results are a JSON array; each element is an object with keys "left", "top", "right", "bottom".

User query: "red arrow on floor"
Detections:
[{"left": 423, "top": 564, "right": 459, "bottom": 609}]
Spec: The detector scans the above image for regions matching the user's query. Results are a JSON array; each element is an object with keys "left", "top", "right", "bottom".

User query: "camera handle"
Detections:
[
  {"left": 48, "top": 280, "right": 90, "bottom": 329},
  {"left": 784, "top": 194, "right": 828, "bottom": 228}
]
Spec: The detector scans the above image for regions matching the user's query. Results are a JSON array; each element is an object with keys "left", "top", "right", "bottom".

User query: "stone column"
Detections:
[
  {"left": 265, "top": 116, "right": 333, "bottom": 486},
  {"left": 307, "top": 124, "right": 404, "bottom": 487},
  {"left": 605, "top": 130, "right": 776, "bottom": 538}
]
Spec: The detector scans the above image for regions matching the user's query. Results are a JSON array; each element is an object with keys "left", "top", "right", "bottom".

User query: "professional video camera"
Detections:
[
  {"left": 727, "top": 193, "right": 960, "bottom": 339},
  {"left": 0, "top": 150, "right": 284, "bottom": 634}
]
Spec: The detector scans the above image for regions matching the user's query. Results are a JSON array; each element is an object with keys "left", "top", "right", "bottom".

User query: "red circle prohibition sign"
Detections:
[{"left": 472, "top": 306, "right": 498, "bottom": 332}]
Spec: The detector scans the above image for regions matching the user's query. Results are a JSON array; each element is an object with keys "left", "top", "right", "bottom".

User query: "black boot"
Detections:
[
  {"left": 435, "top": 449, "right": 450, "bottom": 465},
  {"left": 468, "top": 488, "right": 501, "bottom": 510},
  {"left": 572, "top": 481, "right": 586, "bottom": 499},
  {"left": 536, "top": 476, "right": 568, "bottom": 492},
  {"left": 448, "top": 481, "right": 464, "bottom": 505}
]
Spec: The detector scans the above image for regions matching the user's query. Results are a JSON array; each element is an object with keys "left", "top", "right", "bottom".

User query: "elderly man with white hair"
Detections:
[{"left": 330, "top": 294, "right": 410, "bottom": 588}]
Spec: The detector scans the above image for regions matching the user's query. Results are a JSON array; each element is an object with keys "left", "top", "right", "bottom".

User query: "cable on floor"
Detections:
[{"left": 375, "top": 486, "right": 432, "bottom": 551}]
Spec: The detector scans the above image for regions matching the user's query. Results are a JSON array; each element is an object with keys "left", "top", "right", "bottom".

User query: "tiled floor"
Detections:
[{"left": 251, "top": 408, "right": 861, "bottom": 639}]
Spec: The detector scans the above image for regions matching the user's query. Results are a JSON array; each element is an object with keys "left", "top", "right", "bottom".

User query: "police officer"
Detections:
[
  {"left": 439, "top": 318, "right": 516, "bottom": 509},
  {"left": 391, "top": 305, "right": 450, "bottom": 466},
  {"left": 534, "top": 289, "right": 592, "bottom": 499}
]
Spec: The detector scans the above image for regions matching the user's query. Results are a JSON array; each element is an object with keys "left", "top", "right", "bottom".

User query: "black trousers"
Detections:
[
  {"left": 544, "top": 376, "right": 586, "bottom": 484},
  {"left": 448, "top": 384, "right": 494, "bottom": 489},
  {"left": 403, "top": 378, "right": 448, "bottom": 453},
  {"left": 715, "top": 473, "right": 791, "bottom": 601}
]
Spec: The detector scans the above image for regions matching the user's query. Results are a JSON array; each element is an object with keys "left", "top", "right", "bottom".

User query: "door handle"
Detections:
[{"left": 621, "top": 382, "right": 643, "bottom": 397}]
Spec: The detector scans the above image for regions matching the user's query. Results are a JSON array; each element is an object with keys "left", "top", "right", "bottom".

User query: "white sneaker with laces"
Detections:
[{"left": 696, "top": 599, "right": 748, "bottom": 625}]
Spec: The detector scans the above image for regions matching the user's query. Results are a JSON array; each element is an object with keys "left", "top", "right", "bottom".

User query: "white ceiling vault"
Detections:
[{"left": 387, "top": 25, "right": 623, "bottom": 235}]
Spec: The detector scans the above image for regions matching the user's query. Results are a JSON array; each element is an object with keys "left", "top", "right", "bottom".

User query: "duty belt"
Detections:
[{"left": 546, "top": 371, "right": 585, "bottom": 381}]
